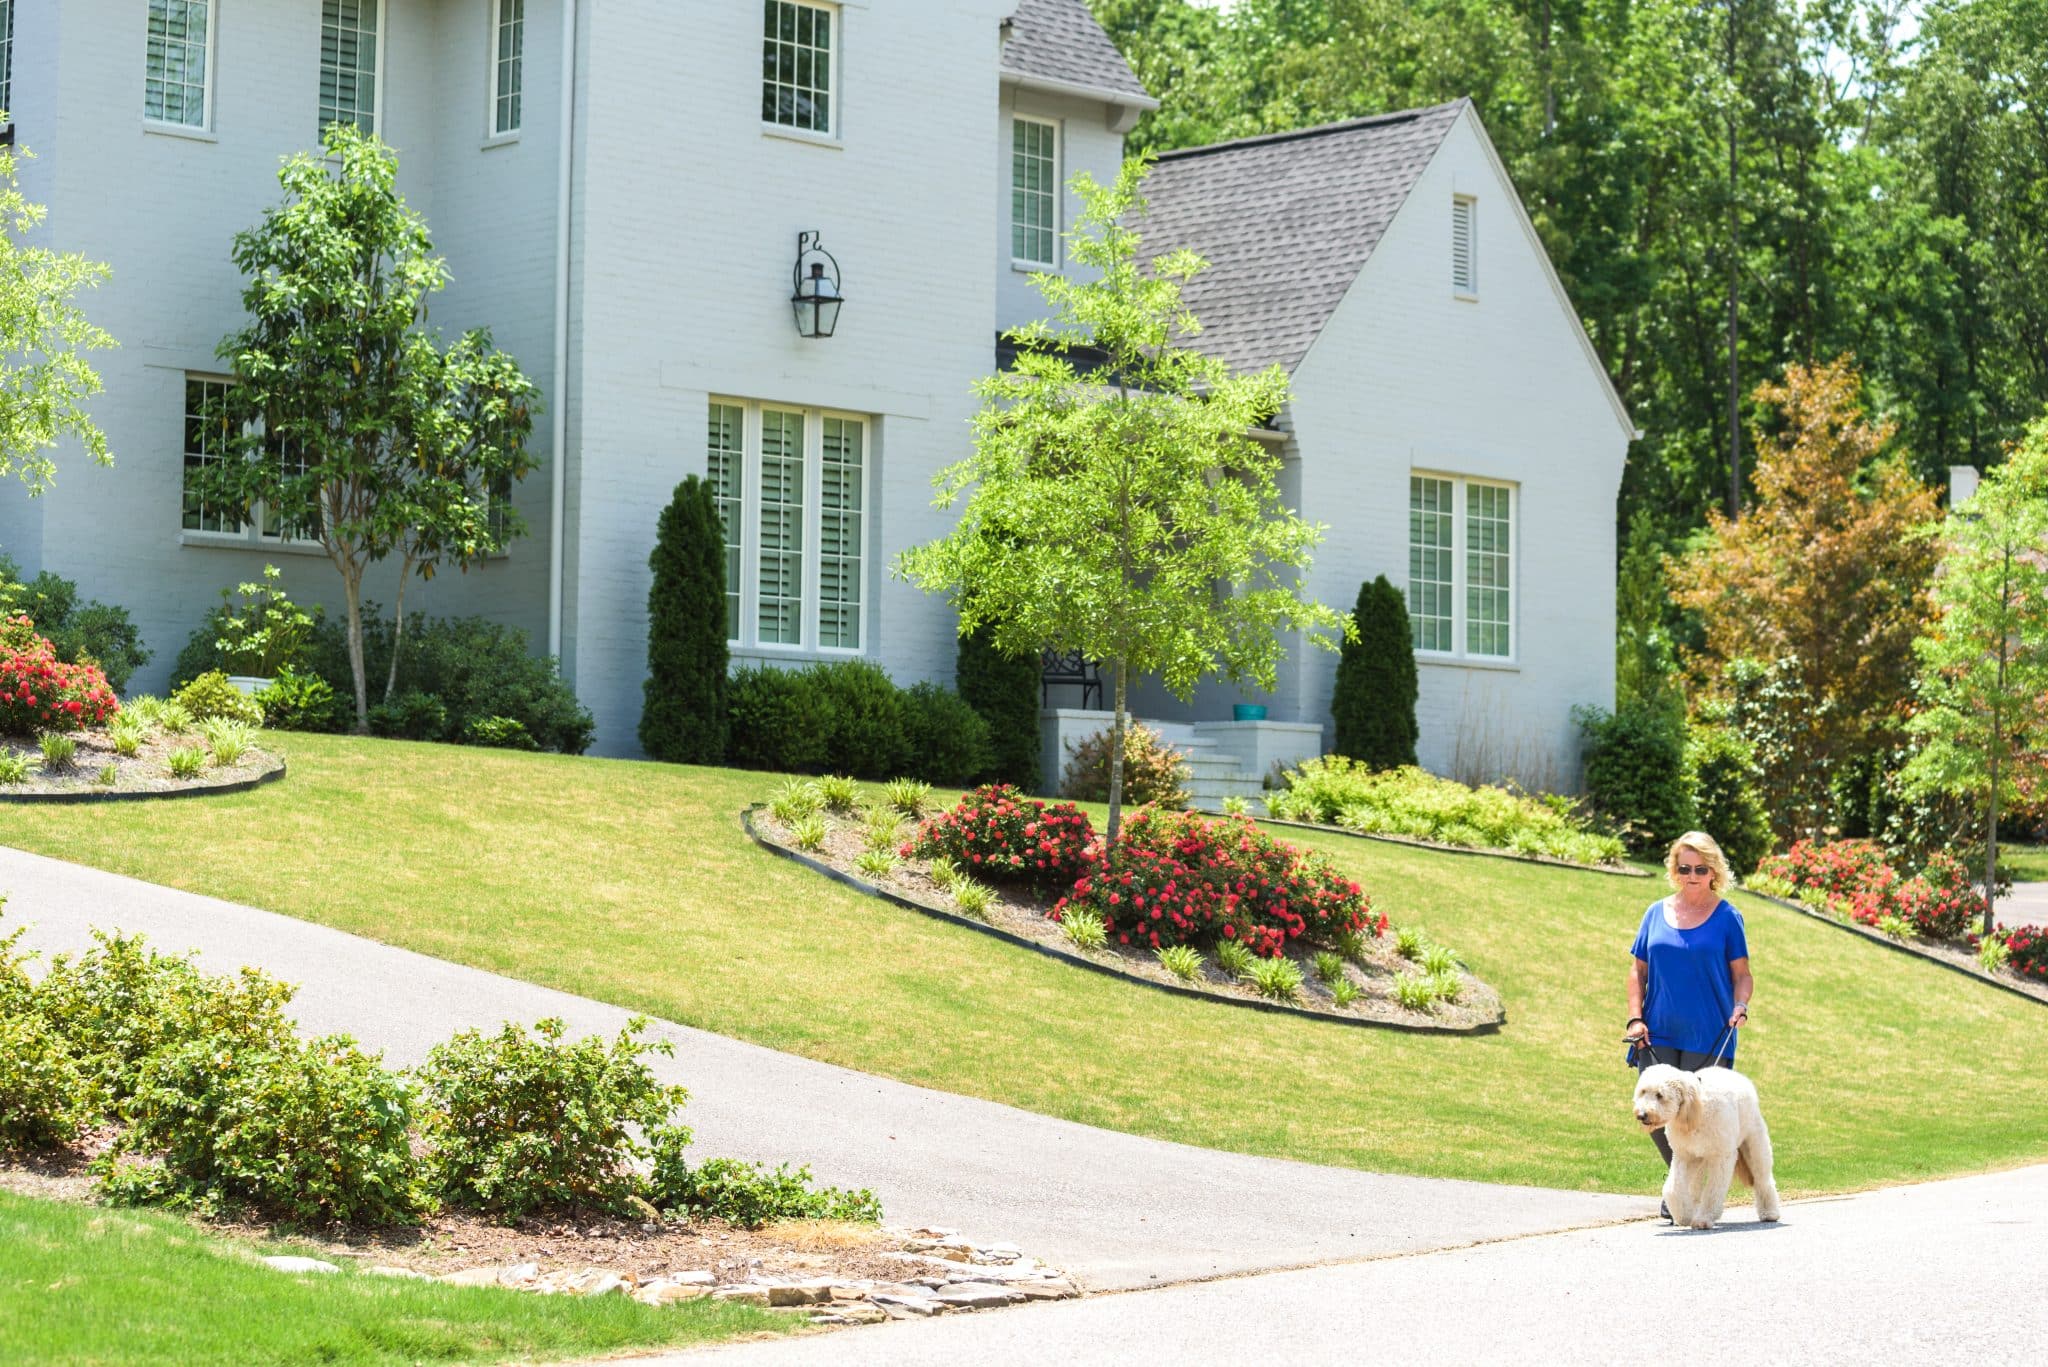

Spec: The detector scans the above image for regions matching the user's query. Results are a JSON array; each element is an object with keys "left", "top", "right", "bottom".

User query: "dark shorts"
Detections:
[{"left": 1632, "top": 1046, "right": 1738, "bottom": 1075}]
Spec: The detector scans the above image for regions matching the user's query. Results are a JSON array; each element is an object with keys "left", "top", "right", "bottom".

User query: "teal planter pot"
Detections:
[{"left": 1232, "top": 703, "right": 1268, "bottom": 721}]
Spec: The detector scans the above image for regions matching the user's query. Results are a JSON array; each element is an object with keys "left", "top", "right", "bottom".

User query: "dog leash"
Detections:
[{"left": 1626, "top": 1022, "right": 1739, "bottom": 1070}]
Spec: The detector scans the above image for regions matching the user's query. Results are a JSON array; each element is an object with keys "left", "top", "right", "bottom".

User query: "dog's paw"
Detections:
[{"left": 1690, "top": 1220, "right": 1714, "bottom": 1231}]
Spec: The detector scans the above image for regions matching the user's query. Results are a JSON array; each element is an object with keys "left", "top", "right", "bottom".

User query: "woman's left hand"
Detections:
[{"left": 1727, "top": 1003, "right": 1749, "bottom": 1028}]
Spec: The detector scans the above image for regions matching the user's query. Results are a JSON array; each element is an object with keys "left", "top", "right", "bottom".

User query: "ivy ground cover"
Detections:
[{"left": 5, "top": 734, "right": 2045, "bottom": 1195}]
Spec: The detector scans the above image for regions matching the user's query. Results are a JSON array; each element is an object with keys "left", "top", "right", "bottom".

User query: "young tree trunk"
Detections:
[
  {"left": 1106, "top": 660, "right": 1128, "bottom": 859},
  {"left": 342, "top": 569, "right": 370, "bottom": 733},
  {"left": 385, "top": 557, "right": 414, "bottom": 704}
]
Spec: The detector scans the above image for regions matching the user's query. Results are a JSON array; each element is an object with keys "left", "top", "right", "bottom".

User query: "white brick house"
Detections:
[{"left": 0, "top": 2, "right": 1627, "bottom": 790}]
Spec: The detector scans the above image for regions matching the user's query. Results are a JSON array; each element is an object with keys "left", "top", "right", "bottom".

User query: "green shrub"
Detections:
[
  {"left": 415, "top": 1016, "right": 687, "bottom": 1219},
  {"left": 462, "top": 715, "right": 537, "bottom": 750},
  {"left": 1245, "top": 956, "right": 1303, "bottom": 1001},
  {"left": 38, "top": 733, "right": 76, "bottom": 770},
  {"left": 727, "top": 664, "right": 830, "bottom": 772},
  {"left": 212, "top": 566, "right": 316, "bottom": 679},
  {"left": 810, "top": 659, "right": 909, "bottom": 780},
  {"left": 173, "top": 672, "right": 264, "bottom": 726},
  {"left": 640, "top": 476, "right": 729, "bottom": 765},
  {"left": 651, "top": 1155, "right": 880, "bottom": 1229},
  {"left": 955, "top": 623, "right": 1041, "bottom": 790},
  {"left": 0, "top": 752, "right": 33, "bottom": 783},
  {"left": 255, "top": 668, "right": 348, "bottom": 734},
  {"left": 165, "top": 747, "right": 206, "bottom": 779},
  {"left": 1685, "top": 723, "right": 1774, "bottom": 875},
  {"left": 0, "top": 554, "right": 151, "bottom": 693},
  {"left": 1575, "top": 703, "right": 1695, "bottom": 854},
  {"left": 1155, "top": 944, "right": 1203, "bottom": 981},
  {"left": 1060, "top": 721, "right": 1192, "bottom": 808},
  {"left": 103, "top": 1033, "right": 425, "bottom": 1226},
  {"left": 367, "top": 690, "right": 449, "bottom": 742},
  {"left": 1330, "top": 574, "right": 1418, "bottom": 768},
  {"left": 0, "top": 1009, "right": 92, "bottom": 1154},
  {"left": 1279, "top": 757, "right": 1626, "bottom": 866},
  {"left": 900, "top": 681, "right": 993, "bottom": 786}
]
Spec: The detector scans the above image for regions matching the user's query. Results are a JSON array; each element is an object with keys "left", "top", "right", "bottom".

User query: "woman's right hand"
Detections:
[{"left": 1625, "top": 1020, "right": 1649, "bottom": 1044}]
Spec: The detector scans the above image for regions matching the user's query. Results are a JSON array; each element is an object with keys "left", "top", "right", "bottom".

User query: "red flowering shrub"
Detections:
[
  {"left": 904, "top": 784, "right": 1094, "bottom": 893},
  {"left": 0, "top": 616, "right": 120, "bottom": 736},
  {"left": 1999, "top": 925, "right": 2047, "bottom": 982},
  {"left": 1758, "top": 838, "right": 1986, "bottom": 941},
  {"left": 1890, "top": 851, "right": 1988, "bottom": 941},
  {"left": 1054, "top": 808, "right": 1382, "bottom": 957},
  {"left": 1756, "top": 839, "right": 1895, "bottom": 905}
]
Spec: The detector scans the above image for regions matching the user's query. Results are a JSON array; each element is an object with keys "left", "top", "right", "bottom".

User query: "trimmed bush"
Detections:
[
  {"left": 367, "top": 689, "right": 450, "bottom": 742},
  {"left": 726, "top": 664, "right": 831, "bottom": 772},
  {"left": 901, "top": 681, "right": 992, "bottom": 786},
  {"left": 641, "top": 476, "right": 729, "bottom": 764},
  {"left": 172, "top": 671, "right": 264, "bottom": 726},
  {"left": 1059, "top": 720, "right": 1192, "bottom": 809},
  {"left": 1575, "top": 703, "right": 1694, "bottom": 854},
  {"left": 1685, "top": 724, "right": 1774, "bottom": 876},
  {"left": 1330, "top": 574, "right": 1418, "bottom": 769},
  {"left": 0, "top": 555, "right": 151, "bottom": 694},
  {"left": 1273, "top": 757, "right": 1627, "bottom": 866},
  {"left": 650, "top": 1155, "right": 881, "bottom": 1228},
  {"left": 463, "top": 715, "right": 538, "bottom": 750},
  {"left": 956, "top": 623, "right": 1041, "bottom": 790},
  {"left": 2000, "top": 924, "right": 2047, "bottom": 982},
  {"left": 810, "top": 659, "right": 909, "bottom": 779}
]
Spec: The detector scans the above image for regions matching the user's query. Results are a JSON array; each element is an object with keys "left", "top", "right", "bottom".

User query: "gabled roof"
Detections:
[
  {"left": 1000, "top": 0, "right": 1155, "bottom": 108},
  {"left": 1133, "top": 101, "right": 1467, "bottom": 377}
]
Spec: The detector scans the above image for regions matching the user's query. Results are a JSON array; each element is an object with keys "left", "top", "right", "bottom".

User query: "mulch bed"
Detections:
[
  {"left": 750, "top": 804, "right": 1506, "bottom": 1033},
  {"left": 0, "top": 728, "right": 283, "bottom": 800}
]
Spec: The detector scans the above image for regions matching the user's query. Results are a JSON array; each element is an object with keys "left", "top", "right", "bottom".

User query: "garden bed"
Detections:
[
  {"left": 745, "top": 803, "right": 1505, "bottom": 1034},
  {"left": 0, "top": 728, "right": 284, "bottom": 800},
  {"left": 1257, "top": 815, "right": 1652, "bottom": 878},
  {"left": 1743, "top": 888, "right": 2048, "bottom": 1009}
]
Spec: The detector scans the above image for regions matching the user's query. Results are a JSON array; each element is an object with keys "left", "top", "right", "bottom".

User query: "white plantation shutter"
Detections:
[
  {"left": 1452, "top": 195, "right": 1476, "bottom": 295},
  {"left": 817, "top": 418, "right": 863, "bottom": 649}
]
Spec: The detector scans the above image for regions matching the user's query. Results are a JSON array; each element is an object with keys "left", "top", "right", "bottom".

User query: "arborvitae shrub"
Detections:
[
  {"left": 1330, "top": 575, "right": 1418, "bottom": 768},
  {"left": 956, "top": 624, "right": 1041, "bottom": 791},
  {"left": 1576, "top": 703, "right": 1695, "bottom": 854},
  {"left": 640, "top": 477, "right": 729, "bottom": 764},
  {"left": 901, "top": 682, "right": 992, "bottom": 786}
]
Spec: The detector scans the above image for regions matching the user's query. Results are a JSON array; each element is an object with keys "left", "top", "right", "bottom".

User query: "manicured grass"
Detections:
[
  {"left": 1998, "top": 843, "right": 2048, "bottom": 884},
  {"left": 6, "top": 733, "right": 2046, "bottom": 1196},
  {"left": 0, "top": 1190, "right": 786, "bottom": 1365}
]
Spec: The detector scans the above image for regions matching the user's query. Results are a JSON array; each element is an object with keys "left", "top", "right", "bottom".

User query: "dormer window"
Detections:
[
  {"left": 1452, "top": 195, "right": 1477, "bottom": 297},
  {"left": 763, "top": 0, "right": 835, "bottom": 138}
]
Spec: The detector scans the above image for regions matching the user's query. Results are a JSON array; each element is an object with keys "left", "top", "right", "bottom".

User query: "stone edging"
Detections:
[
  {"left": 0, "top": 754, "right": 287, "bottom": 804},
  {"left": 741, "top": 806, "right": 1505, "bottom": 1036},
  {"left": 1744, "top": 889, "right": 2048, "bottom": 1010},
  {"left": 1255, "top": 815, "right": 1650, "bottom": 879}
]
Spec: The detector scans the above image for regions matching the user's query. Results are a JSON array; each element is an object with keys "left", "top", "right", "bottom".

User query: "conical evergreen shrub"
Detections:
[
  {"left": 1330, "top": 575, "right": 1418, "bottom": 768},
  {"left": 640, "top": 477, "right": 729, "bottom": 763},
  {"left": 956, "top": 623, "right": 1041, "bottom": 791}
]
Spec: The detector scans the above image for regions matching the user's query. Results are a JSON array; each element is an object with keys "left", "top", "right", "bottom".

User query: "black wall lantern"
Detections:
[{"left": 790, "top": 231, "right": 844, "bottom": 339}]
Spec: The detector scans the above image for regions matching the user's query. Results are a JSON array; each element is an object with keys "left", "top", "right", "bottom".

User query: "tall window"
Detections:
[
  {"left": 259, "top": 433, "right": 320, "bottom": 544},
  {"left": 762, "top": 0, "right": 833, "bottom": 136},
  {"left": 1, "top": 0, "right": 15, "bottom": 125},
  {"left": 491, "top": 0, "right": 524, "bottom": 134},
  {"left": 321, "top": 0, "right": 379, "bottom": 136},
  {"left": 182, "top": 377, "right": 238, "bottom": 533},
  {"left": 1011, "top": 117, "right": 1058, "bottom": 268},
  {"left": 1408, "top": 473, "right": 1514, "bottom": 659},
  {"left": 145, "top": 0, "right": 213, "bottom": 128},
  {"left": 707, "top": 399, "right": 869, "bottom": 651},
  {"left": 1452, "top": 195, "right": 1477, "bottom": 296}
]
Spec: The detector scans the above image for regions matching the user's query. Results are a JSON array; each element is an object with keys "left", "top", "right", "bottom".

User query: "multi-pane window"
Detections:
[
  {"left": 145, "top": 0, "right": 213, "bottom": 128},
  {"left": 1, "top": 0, "right": 14, "bottom": 125},
  {"left": 321, "top": 0, "right": 379, "bottom": 137},
  {"left": 492, "top": 0, "right": 524, "bottom": 134},
  {"left": 707, "top": 399, "right": 869, "bottom": 652},
  {"left": 762, "top": 0, "right": 833, "bottom": 135},
  {"left": 1012, "top": 118, "right": 1059, "bottom": 267},
  {"left": 259, "top": 433, "right": 320, "bottom": 544},
  {"left": 707, "top": 403, "right": 746, "bottom": 641},
  {"left": 1408, "top": 473, "right": 1513, "bottom": 659},
  {"left": 1452, "top": 195, "right": 1477, "bottom": 295},
  {"left": 182, "top": 377, "right": 238, "bottom": 534}
]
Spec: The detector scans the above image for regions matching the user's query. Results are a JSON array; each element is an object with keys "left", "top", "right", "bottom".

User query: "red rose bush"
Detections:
[
  {"left": 0, "top": 616, "right": 120, "bottom": 736},
  {"left": 904, "top": 784, "right": 1095, "bottom": 894},
  {"left": 1755, "top": 838, "right": 1986, "bottom": 941}
]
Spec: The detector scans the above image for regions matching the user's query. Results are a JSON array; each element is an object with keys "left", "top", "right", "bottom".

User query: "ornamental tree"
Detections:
[
  {"left": 1898, "top": 421, "right": 2048, "bottom": 936},
  {"left": 898, "top": 158, "right": 1351, "bottom": 851},
  {"left": 193, "top": 125, "right": 539, "bottom": 729},
  {"left": 0, "top": 135, "right": 115, "bottom": 494}
]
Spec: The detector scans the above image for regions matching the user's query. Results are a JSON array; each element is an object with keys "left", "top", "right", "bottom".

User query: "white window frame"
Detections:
[
  {"left": 1010, "top": 115, "right": 1060, "bottom": 271},
  {"left": 178, "top": 374, "right": 326, "bottom": 552},
  {"left": 1452, "top": 194, "right": 1478, "bottom": 299},
  {"left": 709, "top": 396, "right": 870, "bottom": 655},
  {"left": 1407, "top": 471, "right": 1516, "bottom": 663},
  {"left": 487, "top": 0, "right": 524, "bottom": 137},
  {"left": 761, "top": 0, "right": 839, "bottom": 140},
  {"left": 143, "top": 0, "right": 218, "bottom": 133},
  {"left": 1, "top": 0, "right": 16, "bottom": 129},
  {"left": 319, "top": 0, "right": 387, "bottom": 140}
]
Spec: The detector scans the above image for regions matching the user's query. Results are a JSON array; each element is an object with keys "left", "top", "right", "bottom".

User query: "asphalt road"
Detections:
[
  {"left": 0, "top": 846, "right": 1647, "bottom": 1293},
  {"left": 661, "top": 1163, "right": 2048, "bottom": 1366}
]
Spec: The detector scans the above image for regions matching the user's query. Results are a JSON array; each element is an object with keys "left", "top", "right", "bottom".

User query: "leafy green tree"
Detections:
[
  {"left": 1330, "top": 575, "right": 1417, "bottom": 768},
  {"left": 0, "top": 135, "right": 115, "bottom": 494},
  {"left": 955, "top": 623, "right": 1041, "bottom": 791},
  {"left": 899, "top": 159, "right": 1351, "bottom": 850},
  {"left": 194, "top": 125, "right": 540, "bottom": 730},
  {"left": 1899, "top": 421, "right": 2048, "bottom": 936},
  {"left": 1614, "top": 508, "right": 1684, "bottom": 722},
  {"left": 641, "top": 477, "right": 729, "bottom": 764}
]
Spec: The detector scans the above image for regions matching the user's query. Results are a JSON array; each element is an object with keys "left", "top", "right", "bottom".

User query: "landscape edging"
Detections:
[
  {"left": 0, "top": 754, "right": 287, "bottom": 804},
  {"left": 1743, "top": 888, "right": 2048, "bottom": 1009},
  {"left": 1255, "top": 814, "right": 1651, "bottom": 879},
  {"left": 740, "top": 806, "right": 1505, "bottom": 1036}
]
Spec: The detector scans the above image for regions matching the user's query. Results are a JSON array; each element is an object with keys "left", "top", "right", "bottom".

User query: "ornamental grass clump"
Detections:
[
  {"left": 199, "top": 718, "right": 258, "bottom": 766},
  {"left": 166, "top": 747, "right": 206, "bottom": 779},
  {"left": 1420, "top": 944, "right": 1459, "bottom": 977},
  {"left": 1978, "top": 935, "right": 2012, "bottom": 974},
  {"left": 950, "top": 879, "right": 995, "bottom": 920},
  {"left": 38, "top": 733, "right": 76, "bottom": 770},
  {"left": 1312, "top": 951, "right": 1345, "bottom": 985},
  {"left": 815, "top": 775, "right": 861, "bottom": 812},
  {"left": 1154, "top": 944, "right": 1203, "bottom": 981},
  {"left": 1213, "top": 937, "right": 1254, "bottom": 980},
  {"left": 1245, "top": 955, "right": 1303, "bottom": 1001},
  {"left": 110, "top": 718, "right": 145, "bottom": 756},
  {"left": 906, "top": 784, "right": 1095, "bottom": 894},
  {"left": 1330, "top": 978, "right": 1362, "bottom": 1009},
  {"left": 852, "top": 850, "right": 896, "bottom": 881},
  {"left": 883, "top": 778, "right": 933, "bottom": 816},
  {"left": 0, "top": 752, "right": 31, "bottom": 784},
  {"left": 1060, "top": 907, "right": 1107, "bottom": 951},
  {"left": 863, "top": 808, "right": 903, "bottom": 853},
  {"left": 1394, "top": 926, "right": 1427, "bottom": 961},
  {"left": 769, "top": 778, "right": 823, "bottom": 825},
  {"left": 1393, "top": 972, "right": 1440, "bottom": 1012},
  {"left": 788, "top": 814, "right": 827, "bottom": 852}
]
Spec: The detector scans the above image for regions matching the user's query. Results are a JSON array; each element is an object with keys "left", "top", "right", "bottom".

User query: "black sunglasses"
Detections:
[{"left": 1674, "top": 864, "right": 1713, "bottom": 877}]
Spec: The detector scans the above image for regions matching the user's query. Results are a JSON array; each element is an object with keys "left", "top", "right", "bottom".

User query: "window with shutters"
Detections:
[
  {"left": 1408, "top": 473, "right": 1514, "bottom": 660},
  {"left": 706, "top": 398, "right": 869, "bottom": 652},
  {"left": 1452, "top": 195, "right": 1477, "bottom": 297}
]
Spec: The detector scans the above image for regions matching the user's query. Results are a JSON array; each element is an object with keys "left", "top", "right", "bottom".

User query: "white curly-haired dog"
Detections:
[{"left": 1632, "top": 1064, "right": 1781, "bottom": 1229}]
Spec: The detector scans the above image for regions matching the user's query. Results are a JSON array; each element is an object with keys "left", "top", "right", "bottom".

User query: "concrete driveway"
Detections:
[{"left": 0, "top": 845, "right": 1649, "bottom": 1293}]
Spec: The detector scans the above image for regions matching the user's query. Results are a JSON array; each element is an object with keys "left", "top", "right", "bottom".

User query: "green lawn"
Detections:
[
  {"left": 0, "top": 1190, "right": 785, "bottom": 1365},
  {"left": 5, "top": 733, "right": 2045, "bottom": 1196},
  {"left": 1998, "top": 843, "right": 2048, "bottom": 884}
]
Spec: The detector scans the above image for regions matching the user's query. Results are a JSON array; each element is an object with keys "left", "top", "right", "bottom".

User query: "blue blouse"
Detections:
[{"left": 1631, "top": 899, "right": 1749, "bottom": 1061}]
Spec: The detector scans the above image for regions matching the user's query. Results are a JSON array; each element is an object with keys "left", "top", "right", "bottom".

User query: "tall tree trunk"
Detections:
[
  {"left": 1106, "top": 660, "right": 1128, "bottom": 860},
  {"left": 342, "top": 570, "right": 370, "bottom": 733}
]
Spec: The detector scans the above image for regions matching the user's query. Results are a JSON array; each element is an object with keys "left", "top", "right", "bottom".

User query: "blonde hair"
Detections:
[{"left": 1665, "top": 831, "right": 1733, "bottom": 894}]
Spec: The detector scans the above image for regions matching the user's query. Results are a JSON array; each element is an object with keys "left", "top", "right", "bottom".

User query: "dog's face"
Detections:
[{"left": 1633, "top": 1064, "right": 1695, "bottom": 1130}]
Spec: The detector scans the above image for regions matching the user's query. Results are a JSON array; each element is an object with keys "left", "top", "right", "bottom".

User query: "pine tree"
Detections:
[
  {"left": 1330, "top": 575, "right": 1418, "bottom": 768},
  {"left": 640, "top": 476, "right": 729, "bottom": 763},
  {"left": 955, "top": 622, "right": 1041, "bottom": 791}
]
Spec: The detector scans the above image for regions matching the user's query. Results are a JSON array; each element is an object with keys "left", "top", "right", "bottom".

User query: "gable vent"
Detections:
[{"left": 1452, "top": 195, "right": 1477, "bottom": 296}]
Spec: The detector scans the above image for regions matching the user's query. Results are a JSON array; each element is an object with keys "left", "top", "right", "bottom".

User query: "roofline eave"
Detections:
[{"left": 1000, "top": 69, "right": 1161, "bottom": 116}]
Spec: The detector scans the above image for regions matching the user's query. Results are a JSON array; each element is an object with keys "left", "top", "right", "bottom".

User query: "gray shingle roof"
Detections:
[
  {"left": 1134, "top": 101, "right": 1467, "bottom": 377},
  {"left": 1000, "top": 0, "right": 1151, "bottom": 105}
]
